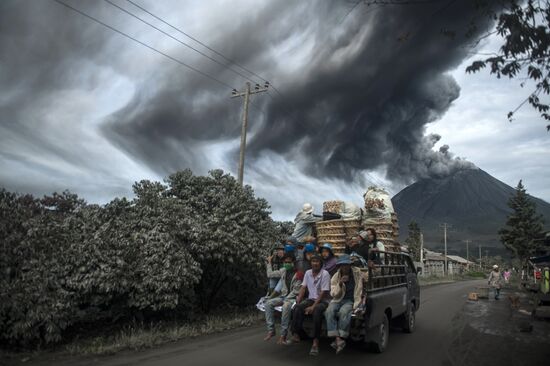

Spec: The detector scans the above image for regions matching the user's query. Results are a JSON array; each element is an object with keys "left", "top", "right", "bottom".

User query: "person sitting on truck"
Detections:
[
  {"left": 291, "top": 254, "right": 331, "bottom": 356},
  {"left": 296, "top": 243, "right": 316, "bottom": 272},
  {"left": 325, "top": 254, "right": 363, "bottom": 354},
  {"left": 320, "top": 243, "right": 338, "bottom": 276},
  {"left": 263, "top": 253, "right": 304, "bottom": 343},
  {"left": 359, "top": 228, "right": 385, "bottom": 264},
  {"left": 292, "top": 203, "right": 322, "bottom": 243},
  {"left": 345, "top": 235, "right": 369, "bottom": 261},
  {"left": 302, "top": 235, "right": 318, "bottom": 247},
  {"left": 266, "top": 242, "right": 286, "bottom": 294}
]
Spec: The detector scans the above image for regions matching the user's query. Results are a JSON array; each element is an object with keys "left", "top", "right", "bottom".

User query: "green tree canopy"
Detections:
[
  {"left": 499, "top": 180, "right": 545, "bottom": 262},
  {"left": 405, "top": 220, "right": 422, "bottom": 261},
  {"left": 466, "top": 0, "right": 550, "bottom": 130}
]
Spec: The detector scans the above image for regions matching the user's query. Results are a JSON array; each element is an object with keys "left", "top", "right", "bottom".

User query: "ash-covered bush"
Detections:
[{"left": 0, "top": 170, "right": 280, "bottom": 346}]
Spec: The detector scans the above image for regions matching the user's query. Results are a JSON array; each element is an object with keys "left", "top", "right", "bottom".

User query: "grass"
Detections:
[
  {"left": 0, "top": 308, "right": 264, "bottom": 362},
  {"left": 63, "top": 309, "right": 263, "bottom": 356}
]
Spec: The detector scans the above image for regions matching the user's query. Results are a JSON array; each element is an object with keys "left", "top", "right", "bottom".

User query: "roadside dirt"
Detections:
[{"left": 446, "top": 286, "right": 550, "bottom": 366}]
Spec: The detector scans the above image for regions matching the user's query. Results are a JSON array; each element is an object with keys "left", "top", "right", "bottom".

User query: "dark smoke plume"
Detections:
[{"left": 1, "top": 0, "right": 488, "bottom": 193}]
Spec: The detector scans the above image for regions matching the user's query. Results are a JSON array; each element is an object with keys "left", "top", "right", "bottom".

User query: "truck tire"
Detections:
[
  {"left": 402, "top": 302, "right": 416, "bottom": 333},
  {"left": 370, "top": 314, "right": 389, "bottom": 353}
]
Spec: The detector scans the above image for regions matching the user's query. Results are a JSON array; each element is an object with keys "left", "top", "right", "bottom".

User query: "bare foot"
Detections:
[
  {"left": 291, "top": 334, "right": 301, "bottom": 343},
  {"left": 263, "top": 332, "right": 275, "bottom": 341},
  {"left": 276, "top": 336, "right": 286, "bottom": 345}
]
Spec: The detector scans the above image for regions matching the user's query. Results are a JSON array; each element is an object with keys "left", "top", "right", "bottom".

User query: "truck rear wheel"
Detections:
[
  {"left": 370, "top": 314, "right": 389, "bottom": 353},
  {"left": 402, "top": 303, "right": 416, "bottom": 333}
]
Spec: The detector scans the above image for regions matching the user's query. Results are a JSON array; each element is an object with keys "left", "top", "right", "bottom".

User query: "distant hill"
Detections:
[{"left": 391, "top": 167, "right": 550, "bottom": 257}]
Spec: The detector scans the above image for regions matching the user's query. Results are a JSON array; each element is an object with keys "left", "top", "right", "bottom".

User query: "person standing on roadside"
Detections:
[
  {"left": 503, "top": 268, "right": 511, "bottom": 285},
  {"left": 488, "top": 264, "right": 504, "bottom": 300}
]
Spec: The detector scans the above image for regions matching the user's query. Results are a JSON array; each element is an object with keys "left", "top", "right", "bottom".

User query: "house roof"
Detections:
[{"left": 447, "top": 255, "right": 469, "bottom": 264}]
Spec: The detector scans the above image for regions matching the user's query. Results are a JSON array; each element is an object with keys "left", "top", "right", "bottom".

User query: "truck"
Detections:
[{"left": 259, "top": 249, "right": 420, "bottom": 353}]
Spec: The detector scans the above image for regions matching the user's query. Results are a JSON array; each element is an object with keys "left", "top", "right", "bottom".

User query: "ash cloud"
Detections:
[
  {"left": 100, "top": 0, "right": 490, "bottom": 183},
  {"left": 1, "top": 0, "right": 492, "bottom": 199}
]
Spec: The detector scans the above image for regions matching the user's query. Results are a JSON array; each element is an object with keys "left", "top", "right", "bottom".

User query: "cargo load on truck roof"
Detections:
[{"left": 315, "top": 186, "right": 400, "bottom": 255}]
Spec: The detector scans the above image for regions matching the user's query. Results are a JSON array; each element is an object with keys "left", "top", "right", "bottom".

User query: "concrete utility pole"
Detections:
[
  {"left": 231, "top": 81, "right": 269, "bottom": 186},
  {"left": 464, "top": 239, "right": 471, "bottom": 270},
  {"left": 440, "top": 223, "right": 451, "bottom": 275},
  {"left": 420, "top": 232, "right": 424, "bottom": 263},
  {"left": 479, "top": 244, "right": 482, "bottom": 270}
]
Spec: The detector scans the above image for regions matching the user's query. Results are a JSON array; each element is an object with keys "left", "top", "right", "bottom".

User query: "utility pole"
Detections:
[
  {"left": 464, "top": 239, "right": 471, "bottom": 270},
  {"left": 479, "top": 244, "right": 482, "bottom": 270},
  {"left": 420, "top": 232, "right": 424, "bottom": 263},
  {"left": 439, "top": 223, "right": 451, "bottom": 275},
  {"left": 231, "top": 81, "right": 269, "bottom": 186}
]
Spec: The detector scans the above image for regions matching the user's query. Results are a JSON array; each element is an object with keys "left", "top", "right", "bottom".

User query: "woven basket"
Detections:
[
  {"left": 317, "top": 239, "right": 347, "bottom": 255},
  {"left": 318, "top": 233, "right": 347, "bottom": 241},
  {"left": 316, "top": 219, "right": 345, "bottom": 228},
  {"left": 323, "top": 200, "right": 344, "bottom": 214},
  {"left": 379, "top": 238, "right": 395, "bottom": 247},
  {"left": 317, "top": 226, "right": 346, "bottom": 236},
  {"left": 376, "top": 231, "right": 394, "bottom": 239},
  {"left": 343, "top": 219, "right": 361, "bottom": 237},
  {"left": 365, "top": 223, "right": 393, "bottom": 231}
]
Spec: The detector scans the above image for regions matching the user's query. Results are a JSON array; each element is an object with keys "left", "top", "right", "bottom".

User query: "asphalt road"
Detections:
[{"left": 42, "top": 280, "right": 485, "bottom": 366}]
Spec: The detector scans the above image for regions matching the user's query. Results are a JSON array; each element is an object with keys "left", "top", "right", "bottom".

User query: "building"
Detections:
[{"left": 422, "top": 250, "right": 474, "bottom": 276}]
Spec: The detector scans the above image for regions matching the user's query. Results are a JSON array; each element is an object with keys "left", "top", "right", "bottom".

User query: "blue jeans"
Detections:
[
  {"left": 325, "top": 299, "right": 353, "bottom": 338},
  {"left": 268, "top": 278, "right": 279, "bottom": 291},
  {"left": 264, "top": 297, "right": 294, "bottom": 337}
]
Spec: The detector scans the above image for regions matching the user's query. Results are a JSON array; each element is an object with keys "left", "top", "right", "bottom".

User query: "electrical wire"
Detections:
[
  {"left": 104, "top": 0, "right": 259, "bottom": 85},
  {"left": 125, "top": 0, "right": 268, "bottom": 84},
  {"left": 52, "top": 0, "right": 236, "bottom": 90}
]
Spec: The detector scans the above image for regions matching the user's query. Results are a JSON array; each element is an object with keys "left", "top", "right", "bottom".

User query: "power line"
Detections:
[
  {"left": 125, "top": 1, "right": 290, "bottom": 111},
  {"left": 52, "top": 0, "right": 235, "bottom": 90},
  {"left": 104, "top": 0, "right": 258, "bottom": 84},
  {"left": 338, "top": 0, "right": 363, "bottom": 25},
  {"left": 125, "top": 0, "right": 268, "bottom": 84}
]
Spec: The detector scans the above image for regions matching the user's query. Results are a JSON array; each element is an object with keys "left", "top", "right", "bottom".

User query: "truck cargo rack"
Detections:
[{"left": 365, "top": 250, "right": 408, "bottom": 292}]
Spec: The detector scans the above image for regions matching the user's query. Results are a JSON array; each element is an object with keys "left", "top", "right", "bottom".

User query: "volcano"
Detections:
[{"left": 391, "top": 167, "right": 550, "bottom": 256}]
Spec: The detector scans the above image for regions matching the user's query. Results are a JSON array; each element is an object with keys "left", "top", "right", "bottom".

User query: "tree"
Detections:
[
  {"left": 0, "top": 169, "right": 282, "bottom": 346},
  {"left": 466, "top": 0, "right": 550, "bottom": 130},
  {"left": 359, "top": 0, "right": 550, "bottom": 130},
  {"left": 499, "top": 180, "right": 545, "bottom": 262},
  {"left": 405, "top": 220, "right": 422, "bottom": 261},
  {"left": 165, "top": 169, "right": 279, "bottom": 311}
]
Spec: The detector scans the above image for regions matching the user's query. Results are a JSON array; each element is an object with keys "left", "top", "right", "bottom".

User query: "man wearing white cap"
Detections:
[
  {"left": 488, "top": 264, "right": 503, "bottom": 300},
  {"left": 291, "top": 203, "right": 321, "bottom": 243}
]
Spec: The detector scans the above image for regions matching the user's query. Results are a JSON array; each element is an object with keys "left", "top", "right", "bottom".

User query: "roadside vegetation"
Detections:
[{"left": 0, "top": 169, "right": 291, "bottom": 350}]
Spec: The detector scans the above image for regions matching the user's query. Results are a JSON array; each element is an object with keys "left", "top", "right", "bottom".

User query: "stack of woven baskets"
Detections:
[
  {"left": 315, "top": 194, "right": 401, "bottom": 254},
  {"left": 316, "top": 200, "right": 362, "bottom": 254}
]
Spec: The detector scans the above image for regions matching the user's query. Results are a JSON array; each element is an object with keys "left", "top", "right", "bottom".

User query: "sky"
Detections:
[{"left": 1, "top": 0, "right": 549, "bottom": 221}]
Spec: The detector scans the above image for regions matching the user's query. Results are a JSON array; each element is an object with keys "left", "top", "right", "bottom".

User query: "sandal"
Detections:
[
  {"left": 263, "top": 332, "right": 275, "bottom": 341},
  {"left": 309, "top": 345, "right": 319, "bottom": 356},
  {"left": 335, "top": 340, "right": 346, "bottom": 354},
  {"left": 290, "top": 334, "right": 301, "bottom": 343}
]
